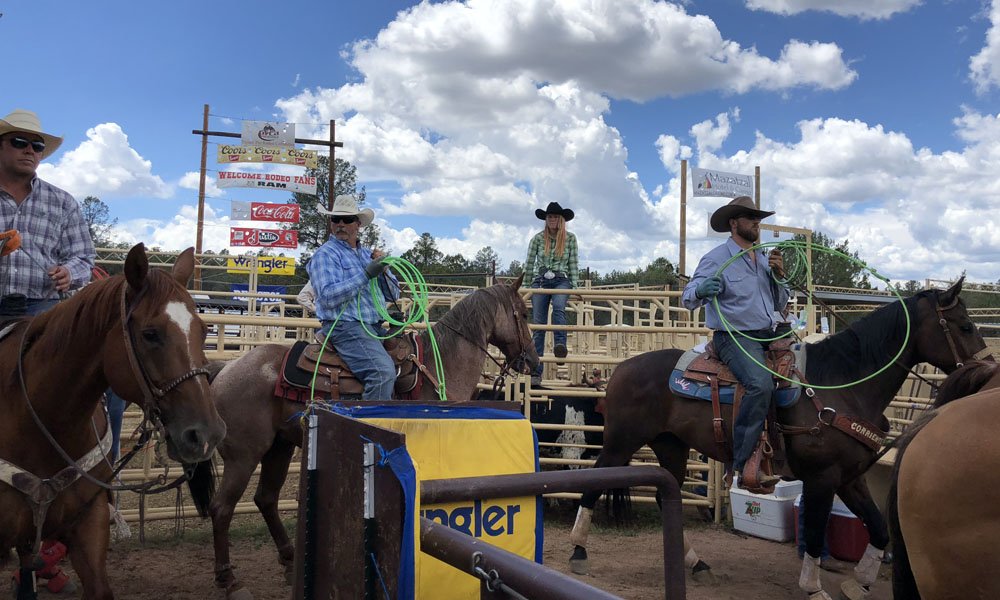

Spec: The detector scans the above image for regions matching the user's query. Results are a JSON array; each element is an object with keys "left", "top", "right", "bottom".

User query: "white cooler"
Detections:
[{"left": 729, "top": 479, "right": 803, "bottom": 542}]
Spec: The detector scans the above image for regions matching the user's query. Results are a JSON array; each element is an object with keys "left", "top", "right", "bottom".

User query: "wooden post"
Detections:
[
  {"left": 754, "top": 165, "right": 761, "bottom": 210},
  {"left": 679, "top": 159, "right": 687, "bottom": 277},
  {"left": 194, "top": 104, "right": 209, "bottom": 290}
]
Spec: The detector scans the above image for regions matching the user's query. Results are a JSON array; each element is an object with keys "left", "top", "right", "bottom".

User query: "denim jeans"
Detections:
[
  {"left": 105, "top": 390, "right": 127, "bottom": 461},
  {"left": 0, "top": 296, "right": 58, "bottom": 317},
  {"left": 713, "top": 329, "right": 775, "bottom": 471},
  {"left": 318, "top": 320, "right": 395, "bottom": 400},
  {"left": 531, "top": 276, "right": 572, "bottom": 376}
]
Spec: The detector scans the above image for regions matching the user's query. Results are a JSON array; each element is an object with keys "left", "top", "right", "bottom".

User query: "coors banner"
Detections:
[
  {"left": 230, "top": 227, "right": 299, "bottom": 249},
  {"left": 217, "top": 144, "right": 317, "bottom": 168},
  {"left": 231, "top": 201, "right": 300, "bottom": 223}
]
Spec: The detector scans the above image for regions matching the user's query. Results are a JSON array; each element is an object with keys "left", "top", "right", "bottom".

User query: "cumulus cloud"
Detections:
[
  {"left": 690, "top": 109, "right": 740, "bottom": 154},
  {"left": 744, "top": 0, "right": 921, "bottom": 20},
  {"left": 178, "top": 172, "right": 224, "bottom": 197},
  {"left": 970, "top": 0, "right": 1000, "bottom": 92},
  {"left": 37, "top": 123, "right": 171, "bottom": 200}
]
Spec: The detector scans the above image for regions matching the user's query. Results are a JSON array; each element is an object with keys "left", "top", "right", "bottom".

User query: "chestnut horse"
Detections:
[
  {"left": 569, "top": 279, "right": 988, "bottom": 600},
  {"left": 889, "top": 359, "right": 1000, "bottom": 599},
  {"left": 187, "top": 275, "right": 538, "bottom": 599},
  {"left": 0, "top": 244, "right": 226, "bottom": 599}
]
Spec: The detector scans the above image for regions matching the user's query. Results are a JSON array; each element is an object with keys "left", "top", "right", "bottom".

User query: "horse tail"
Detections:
[
  {"left": 606, "top": 487, "right": 634, "bottom": 527},
  {"left": 186, "top": 459, "right": 216, "bottom": 518},
  {"left": 933, "top": 360, "right": 1000, "bottom": 407},
  {"left": 889, "top": 409, "right": 940, "bottom": 599}
]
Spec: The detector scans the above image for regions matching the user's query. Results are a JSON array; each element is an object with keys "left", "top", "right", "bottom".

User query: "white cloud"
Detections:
[
  {"left": 970, "top": 0, "right": 1000, "bottom": 92},
  {"left": 744, "top": 0, "right": 921, "bottom": 20},
  {"left": 37, "top": 123, "right": 171, "bottom": 200},
  {"left": 178, "top": 172, "right": 223, "bottom": 197},
  {"left": 690, "top": 109, "right": 739, "bottom": 154}
]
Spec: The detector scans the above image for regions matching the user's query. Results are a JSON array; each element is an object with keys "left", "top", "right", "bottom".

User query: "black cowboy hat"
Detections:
[
  {"left": 709, "top": 196, "right": 774, "bottom": 232},
  {"left": 535, "top": 201, "right": 574, "bottom": 222}
]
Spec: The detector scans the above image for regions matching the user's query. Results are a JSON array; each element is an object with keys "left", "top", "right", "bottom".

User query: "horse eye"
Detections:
[{"left": 142, "top": 329, "right": 161, "bottom": 343}]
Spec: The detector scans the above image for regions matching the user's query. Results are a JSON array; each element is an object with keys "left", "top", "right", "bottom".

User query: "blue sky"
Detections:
[{"left": 4, "top": 0, "right": 1000, "bottom": 283}]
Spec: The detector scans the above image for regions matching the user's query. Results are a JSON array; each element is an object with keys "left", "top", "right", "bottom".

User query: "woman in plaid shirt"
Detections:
[{"left": 524, "top": 202, "right": 578, "bottom": 386}]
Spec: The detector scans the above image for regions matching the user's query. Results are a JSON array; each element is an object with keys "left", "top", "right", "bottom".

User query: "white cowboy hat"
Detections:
[
  {"left": 0, "top": 109, "right": 63, "bottom": 160},
  {"left": 316, "top": 194, "right": 374, "bottom": 227}
]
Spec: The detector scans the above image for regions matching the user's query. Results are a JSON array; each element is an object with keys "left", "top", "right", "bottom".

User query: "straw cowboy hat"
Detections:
[
  {"left": 535, "top": 201, "right": 574, "bottom": 222},
  {"left": 316, "top": 194, "right": 374, "bottom": 227},
  {"left": 709, "top": 196, "right": 774, "bottom": 232},
  {"left": 0, "top": 109, "right": 63, "bottom": 160}
]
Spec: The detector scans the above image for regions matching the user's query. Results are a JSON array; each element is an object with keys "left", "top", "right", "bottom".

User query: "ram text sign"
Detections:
[
  {"left": 691, "top": 167, "right": 755, "bottom": 198},
  {"left": 217, "top": 144, "right": 317, "bottom": 168},
  {"left": 241, "top": 120, "right": 295, "bottom": 148},
  {"left": 217, "top": 171, "right": 317, "bottom": 195}
]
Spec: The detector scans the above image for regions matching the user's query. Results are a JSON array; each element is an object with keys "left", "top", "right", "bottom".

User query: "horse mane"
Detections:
[
  {"left": 26, "top": 269, "right": 179, "bottom": 358},
  {"left": 433, "top": 284, "right": 514, "bottom": 347},
  {"left": 807, "top": 290, "right": 938, "bottom": 385},
  {"left": 933, "top": 359, "right": 1000, "bottom": 408}
]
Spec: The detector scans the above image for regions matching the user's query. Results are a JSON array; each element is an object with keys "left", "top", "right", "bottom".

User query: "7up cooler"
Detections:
[{"left": 729, "top": 479, "right": 803, "bottom": 542}]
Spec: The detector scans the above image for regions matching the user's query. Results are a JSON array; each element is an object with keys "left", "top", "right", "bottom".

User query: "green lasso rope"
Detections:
[
  {"left": 709, "top": 239, "right": 909, "bottom": 390},
  {"left": 307, "top": 256, "right": 448, "bottom": 404}
]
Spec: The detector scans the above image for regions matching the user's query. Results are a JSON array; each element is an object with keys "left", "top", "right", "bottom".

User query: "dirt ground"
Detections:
[{"left": 32, "top": 507, "right": 891, "bottom": 600}]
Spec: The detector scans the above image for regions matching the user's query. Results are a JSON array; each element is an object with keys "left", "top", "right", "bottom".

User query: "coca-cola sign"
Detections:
[
  {"left": 231, "top": 201, "right": 300, "bottom": 223},
  {"left": 230, "top": 227, "right": 298, "bottom": 249}
]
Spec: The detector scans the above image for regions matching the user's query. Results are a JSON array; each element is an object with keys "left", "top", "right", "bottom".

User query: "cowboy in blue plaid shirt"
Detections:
[
  {"left": 307, "top": 194, "right": 400, "bottom": 400},
  {"left": 0, "top": 109, "right": 94, "bottom": 317}
]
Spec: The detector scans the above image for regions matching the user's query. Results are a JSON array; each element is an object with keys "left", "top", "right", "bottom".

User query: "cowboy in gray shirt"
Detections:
[{"left": 682, "top": 196, "right": 789, "bottom": 488}]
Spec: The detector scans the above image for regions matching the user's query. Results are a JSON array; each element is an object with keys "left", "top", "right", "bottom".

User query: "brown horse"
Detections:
[
  {"left": 187, "top": 275, "right": 538, "bottom": 599},
  {"left": 569, "top": 279, "right": 988, "bottom": 600},
  {"left": 888, "top": 359, "right": 1000, "bottom": 599},
  {"left": 0, "top": 244, "right": 226, "bottom": 600}
]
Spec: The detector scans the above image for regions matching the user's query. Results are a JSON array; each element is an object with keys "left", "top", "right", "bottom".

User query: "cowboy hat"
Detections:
[
  {"left": 709, "top": 196, "right": 774, "bottom": 232},
  {"left": 0, "top": 109, "right": 63, "bottom": 160},
  {"left": 535, "top": 201, "right": 574, "bottom": 222},
  {"left": 316, "top": 194, "right": 374, "bottom": 227}
]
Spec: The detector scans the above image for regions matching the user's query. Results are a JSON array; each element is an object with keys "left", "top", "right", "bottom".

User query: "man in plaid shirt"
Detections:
[{"left": 0, "top": 109, "right": 94, "bottom": 317}]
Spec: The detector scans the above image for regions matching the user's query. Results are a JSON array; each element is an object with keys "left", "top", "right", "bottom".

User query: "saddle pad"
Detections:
[
  {"left": 282, "top": 340, "right": 315, "bottom": 388},
  {"left": 669, "top": 369, "right": 801, "bottom": 408}
]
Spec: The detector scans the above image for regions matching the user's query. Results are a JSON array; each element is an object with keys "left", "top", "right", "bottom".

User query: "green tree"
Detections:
[
  {"left": 787, "top": 232, "right": 872, "bottom": 289},
  {"left": 287, "top": 155, "right": 377, "bottom": 252},
  {"left": 401, "top": 233, "right": 443, "bottom": 268},
  {"left": 80, "top": 196, "right": 117, "bottom": 247},
  {"left": 472, "top": 246, "right": 499, "bottom": 275}
]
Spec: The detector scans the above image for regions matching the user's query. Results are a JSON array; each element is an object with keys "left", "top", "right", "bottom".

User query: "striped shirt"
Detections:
[
  {"left": 0, "top": 177, "right": 95, "bottom": 299},
  {"left": 306, "top": 237, "right": 399, "bottom": 323},
  {"left": 524, "top": 231, "right": 579, "bottom": 287}
]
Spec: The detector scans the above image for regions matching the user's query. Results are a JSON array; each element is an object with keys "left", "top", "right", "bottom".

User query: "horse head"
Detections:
[
  {"left": 911, "top": 276, "right": 989, "bottom": 373},
  {"left": 106, "top": 244, "right": 226, "bottom": 463},
  {"left": 489, "top": 272, "right": 539, "bottom": 375}
]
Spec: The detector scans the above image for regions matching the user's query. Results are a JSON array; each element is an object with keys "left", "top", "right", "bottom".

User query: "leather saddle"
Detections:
[{"left": 275, "top": 330, "right": 424, "bottom": 402}]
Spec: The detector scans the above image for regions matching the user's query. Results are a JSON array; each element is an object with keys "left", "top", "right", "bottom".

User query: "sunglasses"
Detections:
[
  {"left": 7, "top": 136, "right": 45, "bottom": 154},
  {"left": 330, "top": 215, "right": 359, "bottom": 224}
]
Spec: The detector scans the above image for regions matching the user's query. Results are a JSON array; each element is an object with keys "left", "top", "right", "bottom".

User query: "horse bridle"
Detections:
[{"left": 934, "top": 292, "right": 993, "bottom": 369}]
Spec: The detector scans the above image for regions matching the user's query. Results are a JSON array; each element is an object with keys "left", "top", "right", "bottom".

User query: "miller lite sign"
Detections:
[
  {"left": 229, "top": 227, "right": 298, "bottom": 249},
  {"left": 231, "top": 201, "right": 300, "bottom": 223}
]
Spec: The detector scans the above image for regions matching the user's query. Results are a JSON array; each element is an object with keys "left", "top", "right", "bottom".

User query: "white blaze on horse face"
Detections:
[{"left": 165, "top": 301, "right": 195, "bottom": 367}]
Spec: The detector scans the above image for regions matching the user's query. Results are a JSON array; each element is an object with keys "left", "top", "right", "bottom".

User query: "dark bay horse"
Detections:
[
  {"left": 0, "top": 244, "right": 226, "bottom": 599},
  {"left": 188, "top": 275, "right": 538, "bottom": 599},
  {"left": 569, "top": 279, "right": 988, "bottom": 600},
  {"left": 888, "top": 359, "right": 1000, "bottom": 599}
]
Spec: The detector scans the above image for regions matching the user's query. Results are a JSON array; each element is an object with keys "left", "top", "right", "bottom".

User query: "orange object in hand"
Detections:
[{"left": 0, "top": 229, "right": 21, "bottom": 257}]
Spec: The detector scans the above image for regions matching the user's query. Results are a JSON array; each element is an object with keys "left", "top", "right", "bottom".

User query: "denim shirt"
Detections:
[
  {"left": 306, "top": 237, "right": 399, "bottom": 323},
  {"left": 682, "top": 238, "right": 789, "bottom": 332}
]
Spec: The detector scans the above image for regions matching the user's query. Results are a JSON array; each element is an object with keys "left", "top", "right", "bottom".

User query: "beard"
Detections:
[{"left": 736, "top": 221, "right": 759, "bottom": 242}]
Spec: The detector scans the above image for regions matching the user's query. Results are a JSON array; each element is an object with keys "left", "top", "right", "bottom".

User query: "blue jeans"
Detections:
[
  {"left": 713, "top": 329, "right": 775, "bottom": 471},
  {"left": 318, "top": 320, "right": 395, "bottom": 400},
  {"left": 531, "top": 276, "right": 572, "bottom": 376},
  {"left": 0, "top": 296, "right": 58, "bottom": 317},
  {"left": 105, "top": 390, "right": 127, "bottom": 461}
]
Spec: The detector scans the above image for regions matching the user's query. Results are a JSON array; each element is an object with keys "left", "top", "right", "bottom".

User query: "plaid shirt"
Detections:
[
  {"left": 0, "top": 177, "right": 95, "bottom": 299},
  {"left": 524, "top": 231, "right": 579, "bottom": 287},
  {"left": 306, "top": 237, "right": 399, "bottom": 323}
]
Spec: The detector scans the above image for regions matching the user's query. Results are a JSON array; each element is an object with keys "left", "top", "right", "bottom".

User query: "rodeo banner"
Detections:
[
  {"left": 691, "top": 166, "right": 755, "bottom": 198},
  {"left": 217, "top": 144, "right": 317, "bottom": 168},
  {"left": 230, "top": 227, "right": 299, "bottom": 249},
  {"left": 230, "top": 201, "right": 300, "bottom": 223},
  {"left": 241, "top": 120, "right": 295, "bottom": 148},
  {"left": 226, "top": 255, "right": 296, "bottom": 276},
  {"left": 216, "top": 171, "right": 317, "bottom": 194}
]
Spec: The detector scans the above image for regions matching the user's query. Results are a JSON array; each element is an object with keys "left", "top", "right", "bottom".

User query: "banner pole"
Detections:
[
  {"left": 194, "top": 104, "right": 209, "bottom": 290},
  {"left": 679, "top": 159, "right": 687, "bottom": 277}
]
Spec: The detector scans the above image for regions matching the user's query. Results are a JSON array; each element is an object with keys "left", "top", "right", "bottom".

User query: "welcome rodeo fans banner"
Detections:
[
  {"left": 217, "top": 171, "right": 317, "bottom": 194},
  {"left": 217, "top": 144, "right": 317, "bottom": 168},
  {"left": 230, "top": 201, "right": 300, "bottom": 223}
]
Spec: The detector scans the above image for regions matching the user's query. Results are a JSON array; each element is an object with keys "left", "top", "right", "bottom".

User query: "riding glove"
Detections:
[
  {"left": 364, "top": 259, "right": 388, "bottom": 279},
  {"left": 696, "top": 276, "right": 723, "bottom": 299}
]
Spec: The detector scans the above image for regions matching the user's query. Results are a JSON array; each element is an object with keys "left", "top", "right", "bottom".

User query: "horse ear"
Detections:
[
  {"left": 940, "top": 275, "right": 965, "bottom": 306},
  {"left": 124, "top": 243, "right": 149, "bottom": 291},
  {"left": 510, "top": 272, "right": 525, "bottom": 290},
  {"left": 172, "top": 247, "right": 195, "bottom": 286}
]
